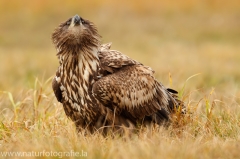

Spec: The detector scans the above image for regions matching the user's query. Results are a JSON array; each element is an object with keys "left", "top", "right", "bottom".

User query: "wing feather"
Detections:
[
  {"left": 98, "top": 43, "right": 142, "bottom": 74},
  {"left": 95, "top": 43, "right": 182, "bottom": 122},
  {"left": 52, "top": 76, "right": 63, "bottom": 103},
  {"left": 93, "top": 65, "right": 173, "bottom": 119}
]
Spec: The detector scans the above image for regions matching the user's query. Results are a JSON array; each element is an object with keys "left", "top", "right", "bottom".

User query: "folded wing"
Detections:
[{"left": 93, "top": 64, "right": 176, "bottom": 120}]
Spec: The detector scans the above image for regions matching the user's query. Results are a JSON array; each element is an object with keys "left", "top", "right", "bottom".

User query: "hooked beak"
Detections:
[{"left": 72, "top": 14, "right": 81, "bottom": 26}]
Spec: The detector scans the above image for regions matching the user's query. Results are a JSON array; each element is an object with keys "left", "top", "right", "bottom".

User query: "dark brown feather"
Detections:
[
  {"left": 52, "top": 76, "right": 62, "bottom": 103},
  {"left": 92, "top": 64, "right": 174, "bottom": 122}
]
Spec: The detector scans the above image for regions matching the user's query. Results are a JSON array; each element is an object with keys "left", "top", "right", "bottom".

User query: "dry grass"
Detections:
[{"left": 0, "top": 0, "right": 240, "bottom": 158}]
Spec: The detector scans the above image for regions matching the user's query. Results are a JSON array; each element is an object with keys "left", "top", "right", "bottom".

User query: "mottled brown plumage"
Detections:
[{"left": 52, "top": 15, "right": 184, "bottom": 133}]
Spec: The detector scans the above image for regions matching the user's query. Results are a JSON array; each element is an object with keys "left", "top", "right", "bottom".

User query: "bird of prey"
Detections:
[{"left": 52, "top": 15, "right": 184, "bottom": 133}]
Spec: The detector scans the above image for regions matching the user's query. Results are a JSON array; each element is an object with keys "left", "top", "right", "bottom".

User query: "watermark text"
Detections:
[{"left": 0, "top": 150, "right": 87, "bottom": 158}]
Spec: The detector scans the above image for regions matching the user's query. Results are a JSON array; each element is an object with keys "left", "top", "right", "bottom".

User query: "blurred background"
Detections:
[{"left": 0, "top": 0, "right": 240, "bottom": 98}]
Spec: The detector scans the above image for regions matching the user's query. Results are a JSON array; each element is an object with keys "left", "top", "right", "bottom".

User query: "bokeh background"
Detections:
[
  {"left": 0, "top": 0, "right": 240, "bottom": 97},
  {"left": 0, "top": 1, "right": 240, "bottom": 158}
]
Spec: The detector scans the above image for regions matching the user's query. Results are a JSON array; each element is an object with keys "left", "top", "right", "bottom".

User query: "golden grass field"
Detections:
[{"left": 0, "top": 0, "right": 240, "bottom": 158}]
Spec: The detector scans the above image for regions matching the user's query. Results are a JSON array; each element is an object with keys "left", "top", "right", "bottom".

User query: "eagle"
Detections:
[{"left": 52, "top": 15, "right": 184, "bottom": 133}]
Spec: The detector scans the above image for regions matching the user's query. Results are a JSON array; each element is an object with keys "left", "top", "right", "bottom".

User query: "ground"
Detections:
[{"left": 0, "top": 1, "right": 240, "bottom": 159}]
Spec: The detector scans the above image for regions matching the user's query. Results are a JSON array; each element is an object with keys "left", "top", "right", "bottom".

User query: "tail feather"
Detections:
[
  {"left": 149, "top": 87, "right": 185, "bottom": 125},
  {"left": 167, "top": 88, "right": 186, "bottom": 114}
]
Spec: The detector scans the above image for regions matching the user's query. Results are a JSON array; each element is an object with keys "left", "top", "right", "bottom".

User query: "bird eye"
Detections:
[
  {"left": 66, "top": 18, "right": 72, "bottom": 26},
  {"left": 66, "top": 21, "right": 71, "bottom": 26},
  {"left": 80, "top": 18, "right": 85, "bottom": 24}
]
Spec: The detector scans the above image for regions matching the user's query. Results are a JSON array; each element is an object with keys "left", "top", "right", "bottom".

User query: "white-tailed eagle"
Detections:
[{"left": 52, "top": 15, "right": 184, "bottom": 133}]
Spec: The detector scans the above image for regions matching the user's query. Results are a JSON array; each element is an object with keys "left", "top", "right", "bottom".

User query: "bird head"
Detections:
[{"left": 52, "top": 15, "right": 100, "bottom": 53}]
